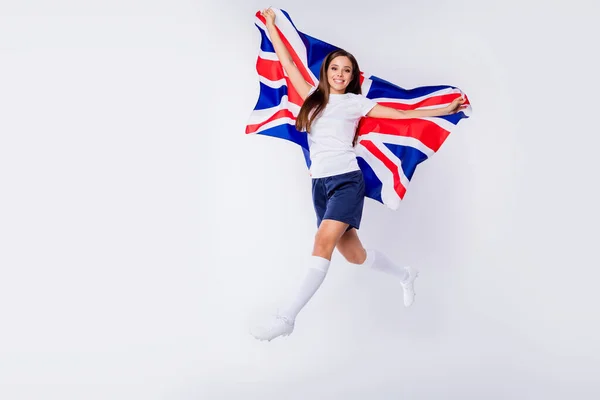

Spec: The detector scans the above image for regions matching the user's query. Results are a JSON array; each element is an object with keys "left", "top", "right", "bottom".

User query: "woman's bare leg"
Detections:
[
  {"left": 335, "top": 228, "right": 367, "bottom": 264},
  {"left": 312, "top": 219, "right": 352, "bottom": 260}
]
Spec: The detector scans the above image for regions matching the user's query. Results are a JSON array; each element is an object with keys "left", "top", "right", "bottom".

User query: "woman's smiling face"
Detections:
[{"left": 327, "top": 56, "right": 353, "bottom": 94}]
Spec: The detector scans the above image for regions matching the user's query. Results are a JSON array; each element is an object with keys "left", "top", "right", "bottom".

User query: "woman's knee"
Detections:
[
  {"left": 337, "top": 239, "right": 366, "bottom": 265},
  {"left": 342, "top": 247, "right": 367, "bottom": 265},
  {"left": 313, "top": 234, "right": 336, "bottom": 255}
]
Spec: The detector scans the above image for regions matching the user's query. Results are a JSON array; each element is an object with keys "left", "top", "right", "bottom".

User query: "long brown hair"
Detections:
[{"left": 295, "top": 50, "right": 362, "bottom": 137}]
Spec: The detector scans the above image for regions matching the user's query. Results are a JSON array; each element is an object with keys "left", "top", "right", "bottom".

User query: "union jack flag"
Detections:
[{"left": 246, "top": 8, "right": 472, "bottom": 210}]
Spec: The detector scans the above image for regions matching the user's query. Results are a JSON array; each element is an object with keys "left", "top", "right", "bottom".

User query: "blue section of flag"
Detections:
[
  {"left": 382, "top": 144, "right": 429, "bottom": 181},
  {"left": 257, "top": 26, "right": 275, "bottom": 53},
  {"left": 255, "top": 83, "right": 288, "bottom": 110},
  {"left": 256, "top": 124, "right": 309, "bottom": 152},
  {"left": 357, "top": 157, "right": 383, "bottom": 204}
]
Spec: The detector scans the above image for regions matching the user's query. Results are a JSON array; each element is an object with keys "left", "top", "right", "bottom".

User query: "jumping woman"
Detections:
[{"left": 251, "top": 8, "right": 466, "bottom": 342}]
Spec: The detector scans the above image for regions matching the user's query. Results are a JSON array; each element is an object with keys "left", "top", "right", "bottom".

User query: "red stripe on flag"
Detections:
[
  {"left": 256, "top": 12, "right": 267, "bottom": 25},
  {"left": 357, "top": 118, "right": 450, "bottom": 152},
  {"left": 256, "top": 57, "right": 285, "bottom": 82},
  {"left": 245, "top": 109, "right": 296, "bottom": 134},
  {"left": 378, "top": 93, "right": 462, "bottom": 110},
  {"left": 360, "top": 140, "right": 407, "bottom": 199},
  {"left": 285, "top": 77, "right": 303, "bottom": 106}
]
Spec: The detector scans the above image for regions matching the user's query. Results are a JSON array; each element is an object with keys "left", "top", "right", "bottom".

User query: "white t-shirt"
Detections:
[{"left": 306, "top": 87, "right": 377, "bottom": 178}]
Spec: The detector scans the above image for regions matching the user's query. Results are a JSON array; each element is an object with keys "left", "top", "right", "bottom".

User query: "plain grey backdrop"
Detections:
[{"left": 1, "top": 0, "right": 599, "bottom": 399}]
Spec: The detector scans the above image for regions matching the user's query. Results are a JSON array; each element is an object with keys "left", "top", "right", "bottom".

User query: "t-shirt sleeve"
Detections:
[
  {"left": 308, "top": 86, "right": 317, "bottom": 96},
  {"left": 357, "top": 95, "right": 377, "bottom": 116}
]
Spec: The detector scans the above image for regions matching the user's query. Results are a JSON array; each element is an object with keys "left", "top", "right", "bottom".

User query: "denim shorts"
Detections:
[{"left": 311, "top": 169, "right": 365, "bottom": 231}]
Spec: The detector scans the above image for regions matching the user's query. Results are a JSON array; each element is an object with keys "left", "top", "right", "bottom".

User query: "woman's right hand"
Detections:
[{"left": 261, "top": 8, "right": 276, "bottom": 27}]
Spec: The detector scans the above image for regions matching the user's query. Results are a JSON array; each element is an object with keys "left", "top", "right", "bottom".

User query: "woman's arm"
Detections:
[
  {"left": 366, "top": 96, "right": 467, "bottom": 119},
  {"left": 262, "top": 8, "right": 312, "bottom": 100}
]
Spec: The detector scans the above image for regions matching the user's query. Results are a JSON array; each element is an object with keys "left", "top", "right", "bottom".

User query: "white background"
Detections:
[{"left": 1, "top": 0, "right": 599, "bottom": 399}]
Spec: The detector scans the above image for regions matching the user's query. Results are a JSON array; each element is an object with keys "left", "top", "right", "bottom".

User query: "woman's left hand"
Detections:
[{"left": 445, "top": 96, "right": 467, "bottom": 114}]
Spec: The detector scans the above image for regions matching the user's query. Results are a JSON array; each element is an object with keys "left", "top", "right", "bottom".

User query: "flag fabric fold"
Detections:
[{"left": 246, "top": 8, "right": 472, "bottom": 210}]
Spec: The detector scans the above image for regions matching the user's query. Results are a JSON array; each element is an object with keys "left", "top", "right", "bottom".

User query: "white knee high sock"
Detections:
[
  {"left": 281, "top": 255, "right": 330, "bottom": 321},
  {"left": 362, "top": 249, "right": 408, "bottom": 281}
]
